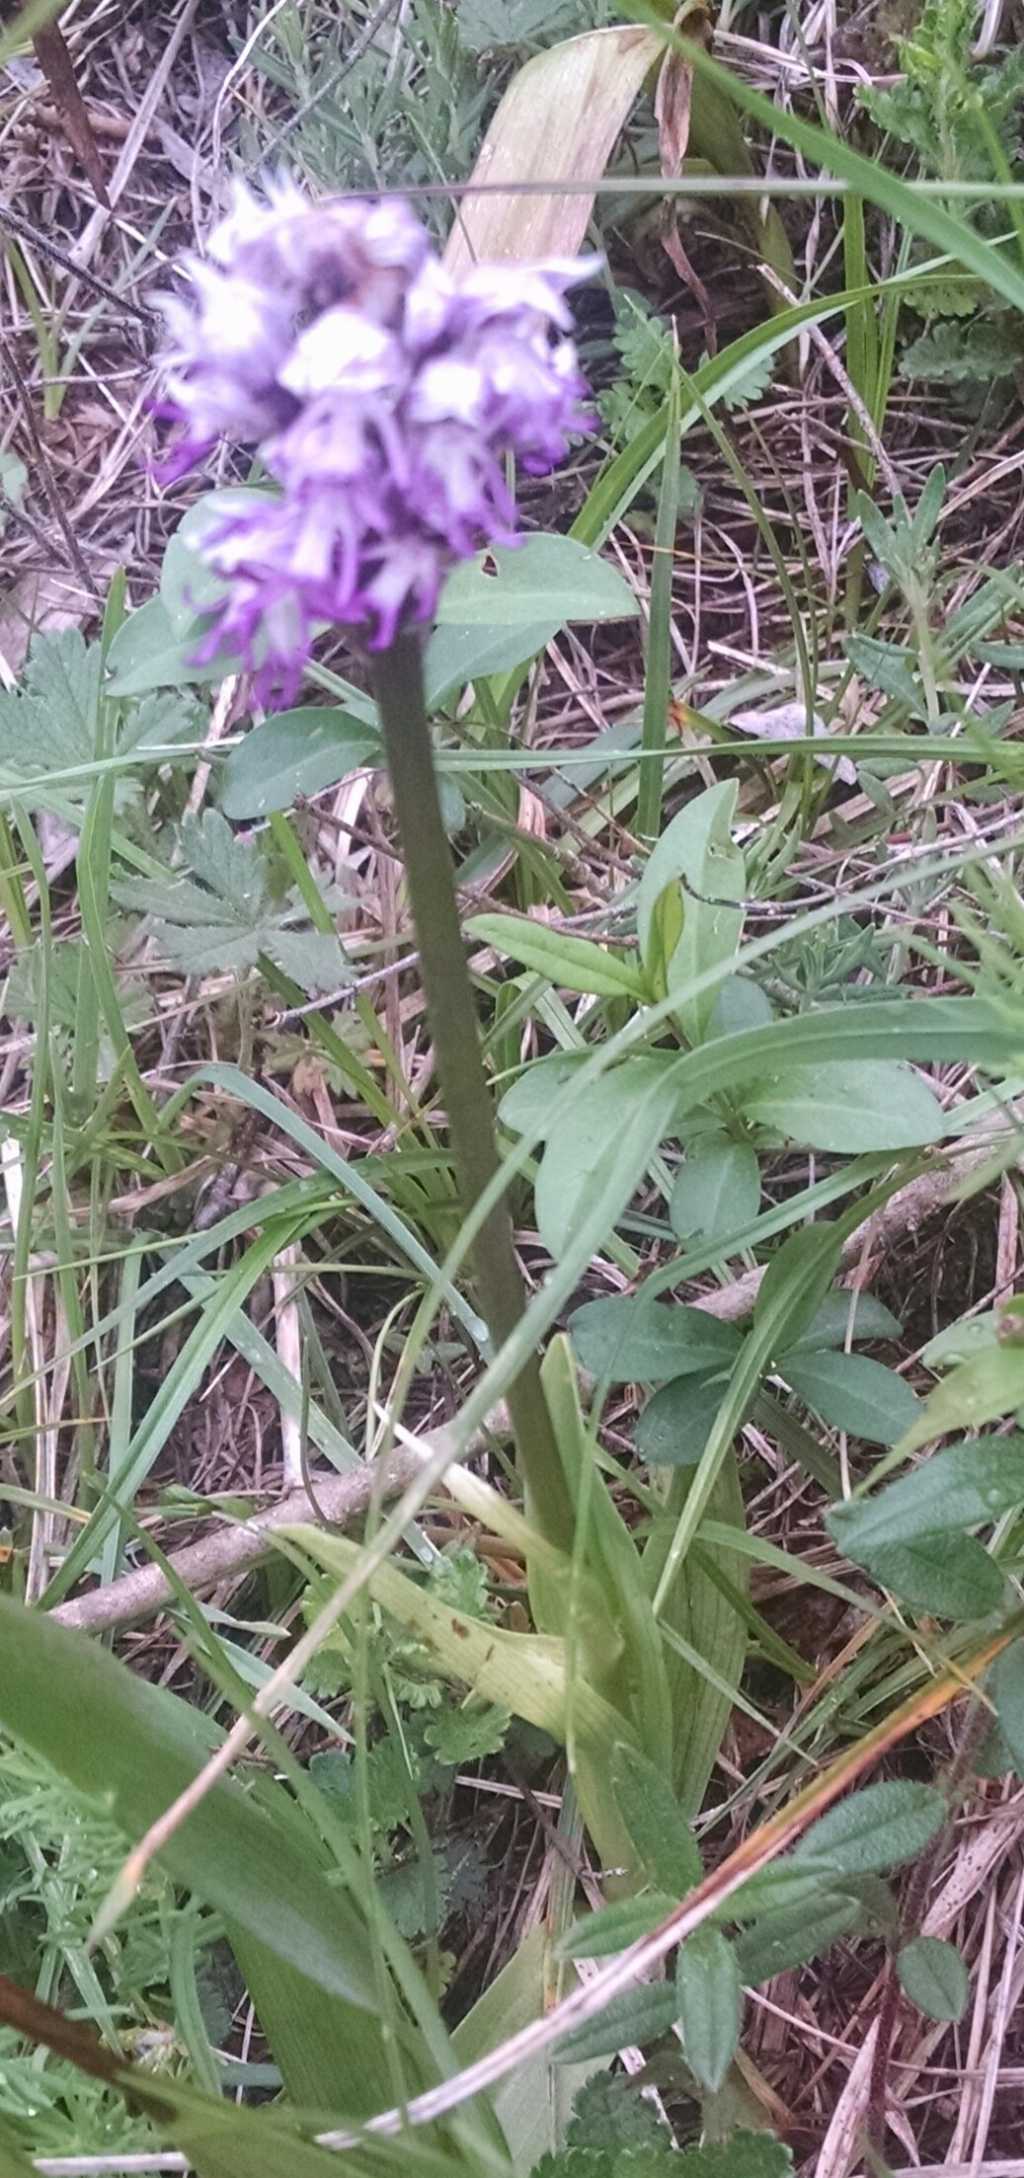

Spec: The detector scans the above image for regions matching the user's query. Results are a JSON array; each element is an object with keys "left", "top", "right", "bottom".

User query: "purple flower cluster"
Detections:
[{"left": 156, "top": 178, "right": 596, "bottom": 701}]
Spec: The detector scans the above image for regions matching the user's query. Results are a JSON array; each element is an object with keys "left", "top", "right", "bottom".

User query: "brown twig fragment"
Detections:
[{"left": 51, "top": 1444, "right": 424, "bottom": 1635}]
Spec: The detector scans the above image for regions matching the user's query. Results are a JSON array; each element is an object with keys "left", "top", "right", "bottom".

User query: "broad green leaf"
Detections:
[
  {"left": 795, "top": 1781, "right": 946, "bottom": 1876},
  {"left": 535, "top": 1065, "right": 681, "bottom": 1257},
  {"left": 713, "top": 1858, "right": 842, "bottom": 1924},
  {"left": 160, "top": 490, "right": 267, "bottom": 634},
  {"left": 866, "top": 1533, "right": 1004, "bottom": 1620},
  {"left": 676, "top": 1927, "right": 741, "bottom": 2093},
  {"left": 552, "top": 1982, "right": 680, "bottom": 2065},
  {"left": 635, "top": 1374, "right": 731, "bottom": 1467},
  {"left": 921, "top": 1313, "right": 998, "bottom": 1368},
  {"left": 112, "top": 808, "right": 350, "bottom": 996},
  {"left": 707, "top": 975, "right": 775, "bottom": 1037},
  {"left": 895, "top": 1344, "right": 1024, "bottom": 1454},
  {"left": 608, "top": 1742, "right": 702, "bottom": 1897},
  {"left": 0, "top": 1597, "right": 408, "bottom": 2114},
  {"left": 499, "top": 1052, "right": 588, "bottom": 1135},
  {"left": 670, "top": 1136, "right": 760, "bottom": 1244},
  {"left": 754, "top": 1225, "right": 845, "bottom": 1353},
  {"left": 220, "top": 709, "right": 380, "bottom": 819},
  {"left": 468, "top": 913, "right": 648, "bottom": 1000},
  {"left": 743, "top": 1059, "right": 943, "bottom": 1152},
  {"left": 637, "top": 783, "right": 745, "bottom": 1041},
  {"left": 560, "top": 1894, "right": 678, "bottom": 1960},
  {"left": 424, "top": 616, "right": 562, "bottom": 705},
  {"left": 435, "top": 537, "right": 637, "bottom": 627},
  {"left": 105, "top": 596, "right": 217, "bottom": 695},
  {"left": 990, "top": 1640, "right": 1024, "bottom": 1776},
  {"left": 735, "top": 1894, "right": 860, "bottom": 1984},
  {"left": 782, "top": 1350, "right": 922, "bottom": 1446},
  {"left": 570, "top": 1297, "right": 743, "bottom": 1384},
  {"left": 897, "top": 1936, "right": 969, "bottom": 2022},
  {"left": 828, "top": 1436, "right": 1024, "bottom": 1556},
  {"left": 788, "top": 1291, "right": 902, "bottom": 1352}
]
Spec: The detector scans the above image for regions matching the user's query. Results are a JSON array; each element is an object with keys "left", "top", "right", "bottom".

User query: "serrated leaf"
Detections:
[
  {"left": 675, "top": 2135, "right": 793, "bottom": 2178},
  {"left": 897, "top": 1936, "right": 968, "bottom": 2021},
  {"left": 990, "top": 1640, "right": 1024, "bottom": 1777},
  {"left": 901, "top": 317, "right": 1023, "bottom": 383},
  {"left": 795, "top": 1781, "right": 946, "bottom": 1876},
  {"left": 567, "top": 2069, "right": 669, "bottom": 2151},
  {"left": 635, "top": 1374, "right": 731, "bottom": 1468},
  {"left": 112, "top": 808, "right": 349, "bottom": 998},
  {"left": 676, "top": 1926, "right": 741, "bottom": 2092},
  {"left": 0, "top": 629, "right": 98, "bottom": 792},
  {"left": 559, "top": 1893, "right": 678, "bottom": 1960},
  {"left": 670, "top": 1135, "right": 760, "bottom": 1243},
  {"left": 866, "top": 1532, "right": 1004, "bottom": 1620},
  {"left": 570, "top": 1297, "right": 743, "bottom": 1385},
  {"left": 697, "top": 343, "right": 776, "bottom": 412},
  {"left": 744, "top": 1059, "right": 943, "bottom": 1152},
  {"left": 828, "top": 1436, "right": 1024, "bottom": 1558},
  {"left": 422, "top": 1702, "right": 510, "bottom": 1765},
  {"left": 612, "top": 290, "right": 677, "bottom": 400},
  {"left": 608, "top": 1742, "right": 702, "bottom": 1897},
  {"left": 782, "top": 1351, "right": 922, "bottom": 1446}
]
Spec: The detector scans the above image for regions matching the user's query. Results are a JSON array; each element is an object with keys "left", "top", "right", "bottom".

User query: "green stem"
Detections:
[{"left": 372, "top": 635, "right": 573, "bottom": 1551}]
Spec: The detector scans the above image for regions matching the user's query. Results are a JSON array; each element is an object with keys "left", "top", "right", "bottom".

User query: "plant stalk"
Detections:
[{"left": 372, "top": 634, "right": 573, "bottom": 1550}]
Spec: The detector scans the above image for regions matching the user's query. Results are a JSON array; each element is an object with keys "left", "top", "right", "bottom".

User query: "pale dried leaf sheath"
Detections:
[{"left": 444, "top": 26, "right": 662, "bottom": 271}]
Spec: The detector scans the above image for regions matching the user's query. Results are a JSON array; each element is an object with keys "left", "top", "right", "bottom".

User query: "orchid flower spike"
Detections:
[{"left": 155, "top": 178, "right": 599, "bottom": 702}]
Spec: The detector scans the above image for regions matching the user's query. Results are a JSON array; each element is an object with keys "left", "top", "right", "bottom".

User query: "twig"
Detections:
[
  {"left": 51, "top": 1443, "right": 424, "bottom": 1634},
  {"left": 53, "top": 1106, "right": 1020, "bottom": 1636},
  {"left": 0, "top": 207, "right": 152, "bottom": 321}
]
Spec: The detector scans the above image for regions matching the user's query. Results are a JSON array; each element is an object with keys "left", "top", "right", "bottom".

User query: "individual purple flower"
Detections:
[{"left": 154, "top": 179, "right": 597, "bottom": 700}]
